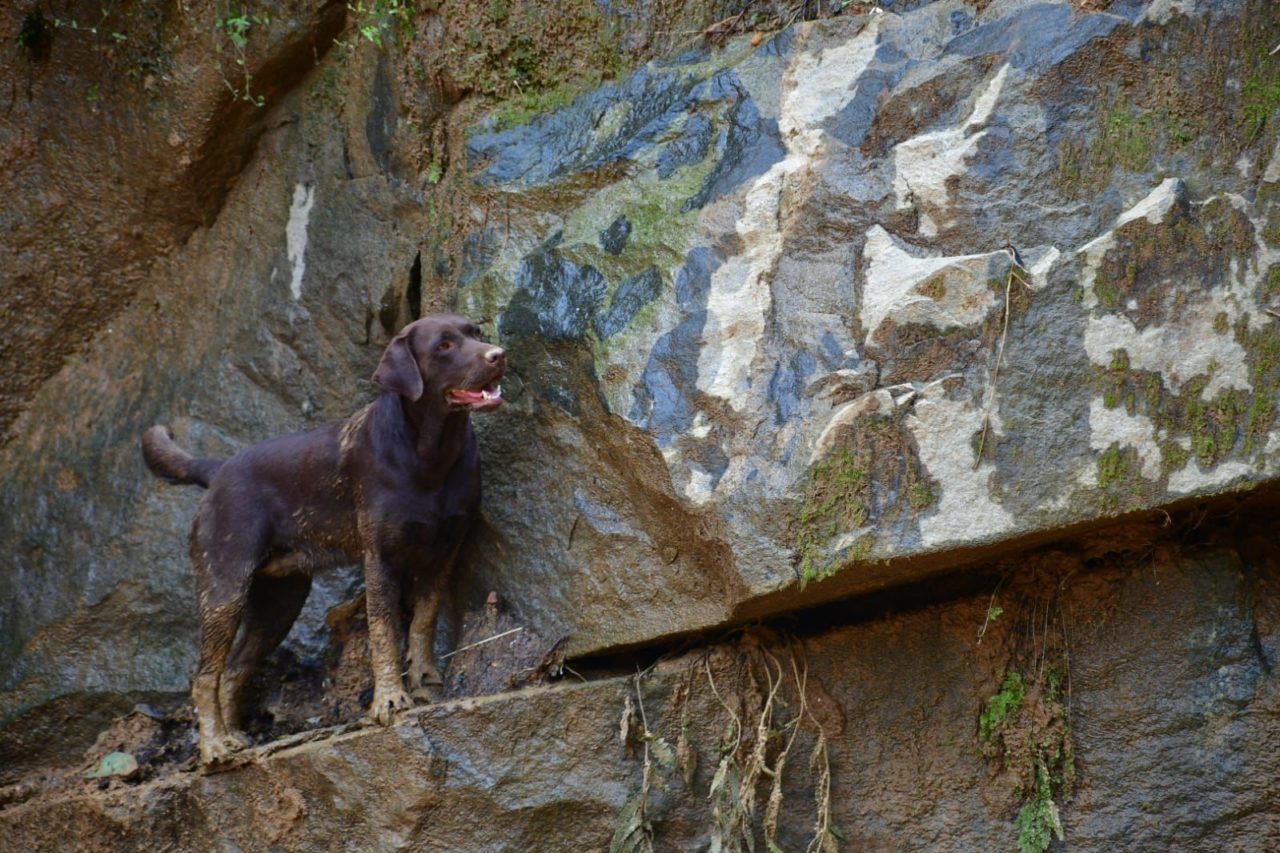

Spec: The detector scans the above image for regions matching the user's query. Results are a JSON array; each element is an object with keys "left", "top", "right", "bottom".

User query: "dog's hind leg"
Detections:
[
  {"left": 193, "top": 587, "right": 249, "bottom": 765},
  {"left": 219, "top": 572, "right": 312, "bottom": 738},
  {"left": 190, "top": 517, "right": 262, "bottom": 765}
]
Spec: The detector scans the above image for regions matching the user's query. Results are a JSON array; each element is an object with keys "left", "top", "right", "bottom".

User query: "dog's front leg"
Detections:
[
  {"left": 406, "top": 557, "right": 454, "bottom": 701},
  {"left": 406, "top": 538, "right": 462, "bottom": 700},
  {"left": 363, "top": 548, "right": 413, "bottom": 725}
]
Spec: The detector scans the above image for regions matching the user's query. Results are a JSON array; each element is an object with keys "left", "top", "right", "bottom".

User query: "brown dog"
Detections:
[{"left": 142, "top": 314, "right": 505, "bottom": 764}]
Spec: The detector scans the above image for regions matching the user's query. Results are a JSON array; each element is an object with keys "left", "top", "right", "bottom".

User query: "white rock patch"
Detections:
[
  {"left": 1144, "top": 0, "right": 1200, "bottom": 25},
  {"left": 286, "top": 183, "right": 316, "bottom": 301},
  {"left": 1079, "top": 181, "right": 1254, "bottom": 400},
  {"left": 1083, "top": 304, "right": 1252, "bottom": 400},
  {"left": 1265, "top": 140, "right": 1280, "bottom": 184},
  {"left": 697, "top": 18, "right": 882, "bottom": 410},
  {"left": 1167, "top": 459, "right": 1254, "bottom": 495},
  {"left": 1088, "top": 398, "right": 1162, "bottom": 479},
  {"left": 893, "top": 64, "right": 1010, "bottom": 237},
  {"left": 908, "top": 392, "right": 1014, "bottom": 549},
  {"left": 859, "top": 226, "right": 1007, "bottom": 346}
]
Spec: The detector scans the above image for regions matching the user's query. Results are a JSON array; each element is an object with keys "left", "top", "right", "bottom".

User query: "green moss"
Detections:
[
  {"left": 796, "top": 447, "right": 871, "bottom": 585},
  {"left": 1243, "top": 74, "right": 1280, "bottom": 143},
  {"left": 447, "top": 0, "right": 631, "bottom": 118},
  {"left": 1185, "top": 383, "right": 1248, "bottom": 468},
  {"left": 1162, "top": 440, "right": 1190, "bottom": 474},
  {"left": 1096, "top": 443, "right": 1132, "bottom": 489},
  {"left": 1016, "top": 762, "right": 1066, "bottom": 853},
  {"left": 1266, "top": 265, "right": 1280, "bottom": 297},
  {"left": 1097, "top": 105, "right": 1154, "bottom": 173},
  {"left": 1213, "top": 312, "right": 1231, "bottom": 335},
  {"left": 1092, "top": 265, "right": 1123, "bottom": 309},
  {"left": 980, "top": 671, "right": 1026, "bottom": 745},
  {"left": 1109, "top": 349, "right": 1130, "bottom": 372},
  {"left": 794, "top": 415, "right": 934, "bottom": 586},
  {"left": 487, "top": 78, "right": 595, "bottom": 130},
  {"left": 907, "top": 481, "right": 935, "bottom": 511}
]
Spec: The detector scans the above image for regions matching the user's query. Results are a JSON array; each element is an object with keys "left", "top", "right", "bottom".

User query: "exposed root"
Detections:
[{"left": 612, "top": 633, "right": 839, "bottom": 851}]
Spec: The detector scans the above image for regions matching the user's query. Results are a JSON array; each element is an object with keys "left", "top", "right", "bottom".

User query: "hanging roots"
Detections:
[{"left": 613, "top": 633, "right": 838, "bottom": 852}]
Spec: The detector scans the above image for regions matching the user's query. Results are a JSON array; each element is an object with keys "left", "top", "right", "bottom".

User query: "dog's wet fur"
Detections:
[{"left": 142, "top": 314, "right": 506, "bottom": 764}]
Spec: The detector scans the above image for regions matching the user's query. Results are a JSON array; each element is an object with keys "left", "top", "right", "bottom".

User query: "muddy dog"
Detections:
[{"left": 142, "top": 314, "right": 505, "bottom": 764}]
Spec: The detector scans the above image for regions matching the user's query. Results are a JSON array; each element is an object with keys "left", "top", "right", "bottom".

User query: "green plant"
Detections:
[
  {"left": 979, "top": 671, "right": 1026, "bottom": 744},
  {"left": 211, "top": 7, "right": 272, "bottom": 106},
  {"left": 1016, "top": 762, "right": 1065, "bottom": 853},
  {"left": 348, "top": 0, "right": 414, "bottom": 48}
]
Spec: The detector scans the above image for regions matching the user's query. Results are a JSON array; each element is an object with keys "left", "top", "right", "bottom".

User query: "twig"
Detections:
[
  {"left": 976, "top": 571, "right": 1009, "bottom": 645},
  {"left": 973, "top": 252, "right": 1031, "bottom": 470},
  {"left": 440, "top": 626, "right": 523, "bottom": 659}
]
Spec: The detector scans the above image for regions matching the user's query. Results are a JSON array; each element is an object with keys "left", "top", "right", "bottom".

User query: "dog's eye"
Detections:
[{"left": 437, "top": 340, "right": 453, "bottom": 352}]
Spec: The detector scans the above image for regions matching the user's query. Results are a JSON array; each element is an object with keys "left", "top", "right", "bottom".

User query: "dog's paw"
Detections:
[
  {"left": 410, "top": 684, "right": 443, "bottom": 704},
  {"left": 370, "top": 686, "right": 413, "bottom": 725},
  {"left": 407, "top": 661, "right": 444, "bottom": 692},
  {"left": 200, "top": 733, "right": 248, "bottom": 766}
]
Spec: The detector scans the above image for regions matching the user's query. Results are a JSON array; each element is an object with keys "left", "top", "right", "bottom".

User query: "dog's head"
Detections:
[{"left": 372, "top": 314, "right": 506, "bottom": 412}]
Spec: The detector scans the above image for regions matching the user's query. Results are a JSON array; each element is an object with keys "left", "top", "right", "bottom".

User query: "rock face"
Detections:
[
  {"left": 3, "top": 510, "right": 1278, "bottom": 849},
  {"left": 3, "top": 0, "right": 1280, "bottom": 840}
]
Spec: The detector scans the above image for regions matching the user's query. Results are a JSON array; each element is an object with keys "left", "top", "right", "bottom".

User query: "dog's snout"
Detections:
[{"left": 484, "top": 347, "right": 506, "bottom": 366}]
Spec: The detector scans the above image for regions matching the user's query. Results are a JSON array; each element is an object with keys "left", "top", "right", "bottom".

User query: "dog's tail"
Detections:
[{"left": 141, "top": 426, "right": 224, "bottom": 489}]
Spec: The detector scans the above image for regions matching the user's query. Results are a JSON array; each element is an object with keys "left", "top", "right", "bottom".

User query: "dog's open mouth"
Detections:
[{"left": 446, "top": 383, "right": 503, "bottom": 411}]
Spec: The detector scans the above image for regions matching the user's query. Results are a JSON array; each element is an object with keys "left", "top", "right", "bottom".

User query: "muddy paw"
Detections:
[
  {"left": 410, "top": 684, "right": 443, "bottom": 704},
  {"left": 407, "top": 662, "right": 444, "bottom": 693},
  {"left": 370, "top": 686, "right": 412, "bottom": 725},
  {"left": 200, "top": 733, "right": 248, "bottom": 766}
]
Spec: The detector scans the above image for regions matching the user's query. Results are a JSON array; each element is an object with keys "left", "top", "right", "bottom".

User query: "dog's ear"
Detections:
[{"left": 372, "top": 332, "right": 424, "bottom": 400}]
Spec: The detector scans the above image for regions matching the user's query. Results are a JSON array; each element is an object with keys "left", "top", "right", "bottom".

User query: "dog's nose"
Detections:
[{"left": 484, "top": 347, "right": 506, "bottom": 366}]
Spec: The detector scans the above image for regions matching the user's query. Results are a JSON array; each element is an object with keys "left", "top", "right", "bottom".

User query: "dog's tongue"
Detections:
[{"left": 448, "top": 385, "right": 502, "bottom": 410}]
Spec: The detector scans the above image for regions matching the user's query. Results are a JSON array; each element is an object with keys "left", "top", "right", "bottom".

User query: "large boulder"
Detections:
[{"left": 454, "top": 0, "right": 1280, "bottom": 652}]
